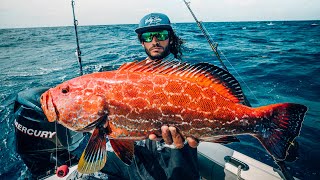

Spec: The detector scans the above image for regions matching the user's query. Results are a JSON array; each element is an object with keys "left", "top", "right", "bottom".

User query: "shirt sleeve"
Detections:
[
  {"left": 101, "top": 139, "right": 200, "bottom": 180},
  {"left": 158, "top": 141, "right": 200, "bottom": 180}
]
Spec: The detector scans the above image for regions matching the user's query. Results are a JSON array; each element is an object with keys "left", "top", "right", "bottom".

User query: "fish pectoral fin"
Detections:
[
  {"left": 78, "top": 128, "right": 107, "bottom": 174},
  {"left": 109, "top": 139, "right": 135, "bottom": 165},
  {"left": 199, "top": 136, "right": 240, "bottom": 144}
]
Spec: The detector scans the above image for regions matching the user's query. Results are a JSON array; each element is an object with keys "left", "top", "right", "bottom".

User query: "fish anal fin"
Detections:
[
  {"left": 199, "top": 135, "right": 240, "bottom": 144},
  {"left": 78, "top": 128, "right": 107, "bottom": 174},
  {"left": 109, "top": 139, "right": 135, "bottom": 165}
]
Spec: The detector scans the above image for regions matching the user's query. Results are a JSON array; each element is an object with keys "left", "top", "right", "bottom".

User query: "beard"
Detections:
[{"left": 145, "top": 44, "right": 170, "bottom": 60}]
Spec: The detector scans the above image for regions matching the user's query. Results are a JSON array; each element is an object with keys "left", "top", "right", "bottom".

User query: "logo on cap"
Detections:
[{"left": 144, "top": 15, "right": 162, "bottom": 26}]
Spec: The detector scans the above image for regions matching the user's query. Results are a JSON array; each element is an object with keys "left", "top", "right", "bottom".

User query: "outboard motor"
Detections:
[{"left": 13, "top": 87, "right": 85, "bottom": 178}]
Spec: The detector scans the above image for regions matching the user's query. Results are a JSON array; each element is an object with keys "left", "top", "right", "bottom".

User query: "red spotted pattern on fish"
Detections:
[{"left": 40, "top": 60, "right": 307, "bottom": 174}]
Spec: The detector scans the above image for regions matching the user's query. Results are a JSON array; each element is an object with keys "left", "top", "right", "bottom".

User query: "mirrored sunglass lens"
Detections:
[
  {"left": 156, "top": 30, "right": 169, "bottom": 40},
  {"left": 142, "top": 32, "right": 153, "bottom": 42},
  {"left": 142, "top": 30, "right": 169, "bottom": 42}
]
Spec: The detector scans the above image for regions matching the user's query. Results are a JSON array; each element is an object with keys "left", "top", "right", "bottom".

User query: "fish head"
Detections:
[{"left": 40, "top": 77, "right": 108, "bottom": 132}]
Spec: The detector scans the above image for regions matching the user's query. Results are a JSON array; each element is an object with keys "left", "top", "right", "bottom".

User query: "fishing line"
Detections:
[
  {"left": 199, "top": 20, "right": 260, "bottom": 104},
  {"left": 55, "top": 121, "right": 58, "bottom": 171},
  {"left": 218, "top": 48, "right": 260, "bottom": 104},
  {"left": 65, "top": 127, "right": 72, "bottom": 167},
  {"left": 182, "top": 0, "right": 254, "bottom": 106}
]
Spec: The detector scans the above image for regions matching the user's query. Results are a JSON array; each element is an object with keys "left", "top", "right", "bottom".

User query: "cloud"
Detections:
[{"left": 0, "top": 0, "right": 319, "bottom": 28}]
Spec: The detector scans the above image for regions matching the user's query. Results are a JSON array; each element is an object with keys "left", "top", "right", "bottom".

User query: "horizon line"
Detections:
[{"left": 1, "top": 19, "right": 319, "bottom": 30}]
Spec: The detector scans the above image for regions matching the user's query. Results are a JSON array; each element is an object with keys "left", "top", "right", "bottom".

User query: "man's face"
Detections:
[{"left": 141, "top": 30, "right": 170, "bottom": 60}]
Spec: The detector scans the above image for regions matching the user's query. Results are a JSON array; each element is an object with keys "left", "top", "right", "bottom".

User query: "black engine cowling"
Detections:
[{"left": 13, "top": 87, "right": 85, "bottom": 177}]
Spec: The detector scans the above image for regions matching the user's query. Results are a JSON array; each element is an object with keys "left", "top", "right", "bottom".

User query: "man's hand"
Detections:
[{"left": 149, "top": 125, "right": 199, "bottom": 149}]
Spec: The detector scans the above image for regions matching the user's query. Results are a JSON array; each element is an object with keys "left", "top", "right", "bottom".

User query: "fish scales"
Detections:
[{"left": 95, "top": 70, "right": 258, "bottom": 139}]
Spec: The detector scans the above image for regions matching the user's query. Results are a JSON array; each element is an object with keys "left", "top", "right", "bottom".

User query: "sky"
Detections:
[{"left": 0, "top": 0, "right": 319, "bottom": 28}]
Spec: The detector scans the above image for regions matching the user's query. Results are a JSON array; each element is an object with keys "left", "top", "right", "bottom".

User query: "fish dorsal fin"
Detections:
[
  {"left": 192, "top": 62, "right": 245, "bottom": 103},
  {"left": 118, "top": 60, "right": 245, "bottom": 103}
]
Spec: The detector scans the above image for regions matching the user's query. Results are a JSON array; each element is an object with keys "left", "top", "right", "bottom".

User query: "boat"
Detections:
[
  {"left": 197, "top": 142, "right": 287, "bottom": 180},
  {"left": 44, "top": 143, "right": 288, "bottom": 180},
  {"left": 41, "top": 144, "right": 288, "bottom": 180},
  {"left": 267, "top": 22, "right": 274, "bottom": 26}
]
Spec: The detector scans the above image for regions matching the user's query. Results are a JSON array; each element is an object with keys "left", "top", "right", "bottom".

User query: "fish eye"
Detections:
[{"left": 61, "top": 86, "right": 69, "bottom": 94}]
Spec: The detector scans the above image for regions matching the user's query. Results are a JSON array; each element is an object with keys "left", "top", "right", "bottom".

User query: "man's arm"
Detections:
[
  {"left": 148, "top": 126, "right": 200, "bottom": 180},
  {"left": 101, "top": 126, "right": 200, "bottom": 180}
]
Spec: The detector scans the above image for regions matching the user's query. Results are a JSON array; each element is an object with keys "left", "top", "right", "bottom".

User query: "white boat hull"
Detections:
[
  {"left": 44, "top": 142, "right": 290, "bottom": 180},
  {"left": 198, "top": 142, "right": 286, "bottom": 180}
]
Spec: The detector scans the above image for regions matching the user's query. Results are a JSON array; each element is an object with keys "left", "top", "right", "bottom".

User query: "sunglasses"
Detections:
[{"left": 141, "top": 30, "right": 169, "bottom": 42}]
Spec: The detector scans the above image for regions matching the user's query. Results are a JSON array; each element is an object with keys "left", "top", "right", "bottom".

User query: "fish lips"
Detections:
[{"left": 40, "top": 90, "right": 58, "bottom": 122}]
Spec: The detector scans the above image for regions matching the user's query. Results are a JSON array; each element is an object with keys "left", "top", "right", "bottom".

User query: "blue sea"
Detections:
[{"left": 0, "top": 21, "right": 319, "bottom": 179}]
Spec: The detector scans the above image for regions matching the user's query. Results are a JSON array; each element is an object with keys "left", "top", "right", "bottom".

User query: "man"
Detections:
[
  {"left": 135, "top": 12, "right": 183, "bottom": 61},
  {"left": 136, "top": 12, "right": 199, "bottom": 149},
  {"left": 100, "top": 13, "right": 200, "bottom": 180}
]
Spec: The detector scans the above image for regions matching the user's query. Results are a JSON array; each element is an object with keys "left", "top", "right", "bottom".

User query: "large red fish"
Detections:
[{"left": 40, "top": 60, "right": 307, "bottom": 174}]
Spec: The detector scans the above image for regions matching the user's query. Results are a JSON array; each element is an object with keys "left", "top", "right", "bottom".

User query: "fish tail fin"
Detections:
[
  {"left": 78, "top": 127, "right": 107, "bottom": 174},
  {"left": 254, "top": 103, "right": 307, "bottom": 161}
]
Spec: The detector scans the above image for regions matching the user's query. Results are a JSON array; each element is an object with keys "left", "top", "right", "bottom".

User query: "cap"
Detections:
[{"left": 135, "top": 13, "right": 173, "bottom": 34}]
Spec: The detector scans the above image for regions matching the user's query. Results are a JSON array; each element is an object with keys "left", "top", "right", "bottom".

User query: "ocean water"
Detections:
[{"left": 0, "top": 21, "right": 319, "bottom": 179}]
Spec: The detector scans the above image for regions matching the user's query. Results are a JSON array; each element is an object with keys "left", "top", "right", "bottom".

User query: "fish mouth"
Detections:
[
  {"left": 41, "top": 90, "right": 59, "bottom": 122},
  {"left": 81, "top": 114, "right": 108, "bottom": 131}
]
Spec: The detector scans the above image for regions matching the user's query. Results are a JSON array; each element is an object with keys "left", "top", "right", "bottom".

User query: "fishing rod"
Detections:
[
  {"left": 51, "top": 0, "right": 83, "bottom": 174},
  {"left": 182, "top": 0, "right": 252, "bottom": 107},
  {"left": 182, "top": 0, "right": 228, "bottom": 71},
  {"left": 71, "top": 0, "right": 83, "bottom": 75}
]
